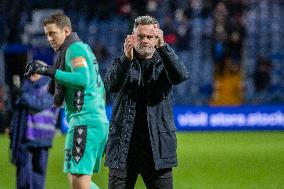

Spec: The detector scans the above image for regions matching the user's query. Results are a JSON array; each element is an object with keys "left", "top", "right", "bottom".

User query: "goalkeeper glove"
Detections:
[{"left": 24, "top": 60, "right": 55, "bottom": 78}]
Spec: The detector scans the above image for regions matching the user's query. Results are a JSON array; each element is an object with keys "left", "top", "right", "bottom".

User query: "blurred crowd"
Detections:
[{"left": 1, "top": 0, "right": 284, "bottom": 132}]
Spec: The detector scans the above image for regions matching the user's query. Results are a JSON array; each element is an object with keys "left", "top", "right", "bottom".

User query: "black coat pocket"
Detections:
[{"left": 158, "top": 125, "right": 177, "bottom": 159}]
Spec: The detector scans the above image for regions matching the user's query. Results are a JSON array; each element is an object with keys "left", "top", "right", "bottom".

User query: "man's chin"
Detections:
[
  {"left": 52, "top": 46, "right": 59, "bottom": 51},
  {"left": 137, "top": 49, "right": 154, "bottom": 57},
  {"left": 50, "top": 44, "right": 58, "bottom": 51}
]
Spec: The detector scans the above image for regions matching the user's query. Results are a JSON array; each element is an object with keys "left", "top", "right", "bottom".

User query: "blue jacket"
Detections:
[
  {"left": 9, "top": 77, "right": 57, "bottom": 164},
  {"left": 104, "top": 44, "right": 189, "bottom": 170}
]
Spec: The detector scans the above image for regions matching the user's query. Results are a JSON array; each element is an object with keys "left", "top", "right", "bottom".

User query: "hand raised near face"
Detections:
[
  {"left": 124, "top": 34, "right": 137, "bottom": 61},
  {"left": 153, "top": 24, "right": 165, "bottom": 48}
]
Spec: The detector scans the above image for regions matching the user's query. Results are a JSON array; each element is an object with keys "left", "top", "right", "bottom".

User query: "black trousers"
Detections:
[
  {"left": 108, "top": 145, "right": 173, "bottom": 189},
  {"left": 108, "top": 167, "right": 173, "bottom": 189}
]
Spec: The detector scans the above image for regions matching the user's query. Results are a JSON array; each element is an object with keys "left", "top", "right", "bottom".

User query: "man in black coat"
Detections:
[{"left": 105, "top": 15, "right": 189, "bottom": 189}]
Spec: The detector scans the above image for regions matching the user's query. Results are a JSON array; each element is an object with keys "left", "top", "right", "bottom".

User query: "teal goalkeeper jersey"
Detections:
[{"left": 54, "top": 42, "right": 108, "bottom": 127}]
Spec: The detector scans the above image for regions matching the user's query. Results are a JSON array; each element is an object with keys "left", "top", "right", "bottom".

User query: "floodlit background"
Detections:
[{"left": 0, "top": 0, "right": 284, "bottom": 188}]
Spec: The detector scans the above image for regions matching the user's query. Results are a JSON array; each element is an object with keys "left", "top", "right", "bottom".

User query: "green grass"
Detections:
[{"left": 1, "top": 131, "right": 284, "bottom": 189}]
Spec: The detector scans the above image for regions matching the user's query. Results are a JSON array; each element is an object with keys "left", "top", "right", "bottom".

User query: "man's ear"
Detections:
[
  {"left": 63, "top": 27, "right": 71, "bottom": 35},
  {"left": 154, "top": 23, "right": 160, "bottom": 29}
]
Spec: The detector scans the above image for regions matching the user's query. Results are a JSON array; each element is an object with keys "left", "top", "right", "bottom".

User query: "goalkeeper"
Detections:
[{"left": 24, "top": 12, "right": 109, "bottom": 189}]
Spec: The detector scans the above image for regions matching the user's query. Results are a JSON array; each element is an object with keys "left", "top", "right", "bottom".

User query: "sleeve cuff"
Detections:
[
  {"left": 119, "top": 55, "right": 132, "bottom": 70},
  {"left": 156, "top": 43, "right": 171, "bottom": 56},
  {"left": 120, "top": 54, "right": 133, "bottom": 63}
]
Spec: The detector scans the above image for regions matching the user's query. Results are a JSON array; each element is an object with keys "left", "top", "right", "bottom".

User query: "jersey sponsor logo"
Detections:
[{"left": 71, "top": 57, "right": 87, "bottom": 68}]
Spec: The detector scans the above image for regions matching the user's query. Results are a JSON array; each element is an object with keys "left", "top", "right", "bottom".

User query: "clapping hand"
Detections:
[
  {"left": 124, "top": 35, "right": 137, "bottom": 60},
  {"left": 153, "top": 24, "right": 164, "bottom": 48}
]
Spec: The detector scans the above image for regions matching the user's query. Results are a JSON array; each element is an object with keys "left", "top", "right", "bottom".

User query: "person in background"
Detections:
[
  {"left": 9, "top": 73, "right": 58, "bottom": 189},
  {"left": 105, "top": 15, "right": 189, "bottom": 189},
  {"left": 247, "top": 56, "right": 278, "bottom": 104},
  {"left": 23, "top": 12, "right": 109, "bottom": 189}
]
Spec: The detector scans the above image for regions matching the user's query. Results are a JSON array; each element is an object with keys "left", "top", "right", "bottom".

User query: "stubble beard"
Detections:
[{"left": 135, "top": 46, "right": 155, "bottom": 58}]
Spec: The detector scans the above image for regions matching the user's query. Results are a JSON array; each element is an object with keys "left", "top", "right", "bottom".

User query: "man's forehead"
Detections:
[
  {"left": 133, "top": 24, "right": 156, "bottom": 34},
  {"left": 44, "top": 23, "right": 61, "bottom": 31}
]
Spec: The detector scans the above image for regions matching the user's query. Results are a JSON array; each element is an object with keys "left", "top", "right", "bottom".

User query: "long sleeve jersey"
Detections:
[{"left": 54, "top": 42, "right": 108, "bottom": 127}]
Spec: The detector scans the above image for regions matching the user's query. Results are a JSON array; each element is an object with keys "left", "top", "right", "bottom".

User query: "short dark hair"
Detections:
[
  {"left": 43, "top": 12, "right": 72, "bottom": 30},
  {"left": 133, "top": 15, "right": 159, "bottom": 30}
]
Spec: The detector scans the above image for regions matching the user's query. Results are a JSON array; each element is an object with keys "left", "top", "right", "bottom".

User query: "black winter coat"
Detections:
[{"left": 104, "top": 44, "right": 189, "bottom": 170}]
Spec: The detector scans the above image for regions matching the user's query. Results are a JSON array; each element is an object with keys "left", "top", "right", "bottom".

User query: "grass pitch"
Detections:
[{"left": 1, "top": 131, "right": 284, "bottom": 189}]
